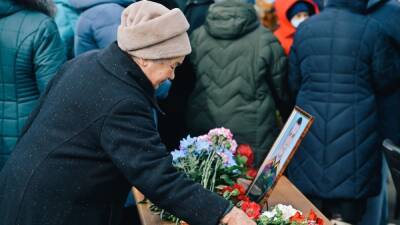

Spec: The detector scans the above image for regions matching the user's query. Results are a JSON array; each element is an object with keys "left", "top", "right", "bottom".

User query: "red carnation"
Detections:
[
  {"left": 307, "top": 209, "right": 324, "bottom": 225},
  {"left": 236, "top": 144, "right": 254, "bottom": 166},
  {"left": 237, "top": 194, "right": 250, "bottom": 202},
  {"left": 233, "top": 183, "right": 246, "bottom": 195},
  {"left": 316, "top": 218, "right": 324, "bottom": 225},
  {"left": 246, "top": 168, "right": 257, "bottom": 179},
  {"left": 308, "top": 209, "right": 317, "bottom": 221},
  {"left": 240, "top": 201, "right": 261, "bottom": 220},
  {"left": 290, "top": 212, "right": 305, "bottom": 223}
]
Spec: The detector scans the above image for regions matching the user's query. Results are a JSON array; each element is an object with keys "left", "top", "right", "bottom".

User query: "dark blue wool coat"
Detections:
[
  {"left": 287, "top": 0, "right": 400, "bottom": 200},
  {"left": 0, "top": 43, "right": 229, "bottom": 225}
]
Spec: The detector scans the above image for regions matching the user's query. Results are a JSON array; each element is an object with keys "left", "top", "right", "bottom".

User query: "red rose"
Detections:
[
  {"left": 290, "top": 212, "right": 305, "bottom": 223},
  {"left": 236, "top": 144, "right": 254, "bottom": 166},
  {"left": 246, "top": 168, "right": 257, "bottom": 179},
  {"left": 240, "top": 201, "right": 261, "bottom": 220},
  {"left": 233, "top": 183, "right": 246, "bottom": 195}
]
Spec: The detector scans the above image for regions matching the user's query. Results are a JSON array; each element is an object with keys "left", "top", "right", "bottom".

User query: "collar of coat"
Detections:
[
  {"left": 326, "top": 0, "right": 368, "bottom": 13},
  {"left": 97, "top": 42, "right": 165, "bottom": 115}
]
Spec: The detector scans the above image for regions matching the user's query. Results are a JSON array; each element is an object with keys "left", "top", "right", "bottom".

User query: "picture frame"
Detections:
[{"left": 246, "top": 106, "right": 314, "bottom": 203}]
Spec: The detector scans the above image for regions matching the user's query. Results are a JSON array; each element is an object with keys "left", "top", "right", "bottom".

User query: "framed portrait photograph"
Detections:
[{"left": 246, "top": 106, "right": 314, "bottom": 202}]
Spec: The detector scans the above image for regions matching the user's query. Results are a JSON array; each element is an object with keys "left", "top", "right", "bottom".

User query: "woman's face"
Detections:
[
  {"left": 290, "top": 12, "right": 310, "bottom": 28},
  {"left": 136, "top": 56, "right": 185, "bottom": 88}
]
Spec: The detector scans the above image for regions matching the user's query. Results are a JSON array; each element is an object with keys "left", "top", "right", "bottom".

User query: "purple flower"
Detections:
[
  {"left": 195, "top": 139, "right": 211, "bottom": 154},
  {"left": 218, "top": 149, "right": 237, "bottom": 167},
  {"left": 171, "top": 150, "right": 187, "bottom": 162},
  {"left": 179, "top": 135, "right": 196, "bottom": 151}
]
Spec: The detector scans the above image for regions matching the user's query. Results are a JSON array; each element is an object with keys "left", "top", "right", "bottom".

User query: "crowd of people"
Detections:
[{"left": 0, "top": 0, "right": 399, "bottom": 225}]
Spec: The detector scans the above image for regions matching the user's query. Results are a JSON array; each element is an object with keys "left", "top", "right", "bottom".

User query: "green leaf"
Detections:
[
  {"left": 231, "top": 189, "right": 239, "bottom": 196},
  {"left": 220, "top": 174, "right": 235, "bottom": 186},
  {"left": 237, "top": 155, "right": 248, "bottom": 165}
]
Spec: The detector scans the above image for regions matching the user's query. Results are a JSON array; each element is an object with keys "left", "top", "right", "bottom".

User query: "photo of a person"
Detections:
[
  {"left": 247, "top": 108, "right": 312, "bottom": 202},
  {"left": 275, "top": 117, "right": 303, "bottom": 172}
]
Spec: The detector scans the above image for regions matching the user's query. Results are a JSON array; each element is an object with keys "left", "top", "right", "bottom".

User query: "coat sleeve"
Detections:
[
  {"left": 263, "top": 36, "right": 290, "bottom": 120},
  {"left": 372, "top": 31, "right": 400, "bottom": 95},
  {"left": 74, "top": 15, "right": 98, "bottom": 56},
  {"left": 288, "top": 38, "right": 302, "bottom": 101},
  {"left": 92, "top": 4, "right": 124, "bottom": 49},
  {"left": 100, "top": 97, "right": 229, "bottom": 225},
  {"left": 33, "top": 18, "right": 66, "bottom": 93}
]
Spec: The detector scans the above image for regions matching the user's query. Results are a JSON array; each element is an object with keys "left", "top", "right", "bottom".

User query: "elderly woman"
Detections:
[{"left": 0, "top": 1, "right": 255, "bottom": 225}]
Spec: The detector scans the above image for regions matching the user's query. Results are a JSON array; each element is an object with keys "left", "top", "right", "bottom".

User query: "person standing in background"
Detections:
[
  {"left": 274, "top": 0, "right": 319, "bottom": 55},
  {"left": 254, "top": 0, "right": 278, "bottom": 31},
  {"left": 71, "top": 0, "right": 134, "bottom": 56},
  {"left": 0, "top": 0, "right": 66, "bottom": 170},
  {"left": 54, "top": 0, "right": 80, "bottom": 59},
  {"left": 367, "top": 0, "right": 400, "bottom": 147},
  {"left": 287, "top": 0, "right": 400, "bottom": 223},
  {"left": 186, "top": 0, "right": 288, "bottom": 168},
  {"left": 361, "top": 1, "right": 400, "bottom": 224},
  {"left": 175, "top": 0, "right": 215, "bottom": 33}
]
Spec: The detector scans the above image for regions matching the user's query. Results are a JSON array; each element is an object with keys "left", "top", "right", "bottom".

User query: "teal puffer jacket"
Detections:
[
  {"left": 54, "top": 0, "right": 80, "bottom": 59},
  {"left": 187, "top": 0, "right": 288, "bottom": 167},
  {"left": 0, "top": 0, "right": 66, "bottom": 169}
]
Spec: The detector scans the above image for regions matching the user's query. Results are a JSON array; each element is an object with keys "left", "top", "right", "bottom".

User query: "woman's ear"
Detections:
[{"left": 134, "top": 57, "right": 148, "bottom": 67}]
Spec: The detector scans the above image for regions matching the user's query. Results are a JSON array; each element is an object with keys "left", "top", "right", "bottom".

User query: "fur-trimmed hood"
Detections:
[{"left": 0, "top": 0, "right": 56, "bottom": 17}]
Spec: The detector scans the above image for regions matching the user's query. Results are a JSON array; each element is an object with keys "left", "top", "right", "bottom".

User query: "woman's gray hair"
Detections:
[{"left": 14, "top": 0, "right": 56, "bottom": 17}]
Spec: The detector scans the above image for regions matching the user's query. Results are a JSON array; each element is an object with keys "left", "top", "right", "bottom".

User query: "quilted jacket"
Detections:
[
  {"left": 54, "top": 0, "right": 80, "bottom": 59},
  {"left": 0, "top": 0, "right": 66, "bottom": 170},
  {"left": 287, "top": 0, "right": 400, "bottom": 199},
  {"left": 187, "top": 0, "right": 287, "bottom": 167},
  {"left": 70, "top": 0, "right": 133, "bottom": 56},
  {"left": 368, "top": 0, "right": 400, "bottom": 145}
]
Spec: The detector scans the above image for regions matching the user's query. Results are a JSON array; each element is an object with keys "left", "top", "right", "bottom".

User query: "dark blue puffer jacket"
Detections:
[
  {"left": 367, "top": 0, "right": 400, "bottom": 145},
  {"left": 70, "top": 0, "right": 134, "bottom": 56},
  {"left": 287, "top": 0, "right": 400, "bottom": 199},
  {"left": 313, "top": 0, "right": 325, "bottom": 10}
]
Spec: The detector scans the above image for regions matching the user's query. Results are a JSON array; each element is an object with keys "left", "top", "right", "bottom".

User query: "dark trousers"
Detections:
[
  {"left": 309, "top": 197, "right": 367, "bottom": 224},
  {"left": 120, "top": 206, "right": 141, "bottom": 225}
]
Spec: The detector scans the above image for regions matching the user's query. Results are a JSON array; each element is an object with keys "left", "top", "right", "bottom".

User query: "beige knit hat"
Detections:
[{"left": 117, "top": 0, "right": 191, "bottom": 59}]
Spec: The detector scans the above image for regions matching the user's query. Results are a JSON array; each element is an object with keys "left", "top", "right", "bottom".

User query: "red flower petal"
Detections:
[
  {"left": 237, "top": 144, "right": 254, "bottom": 166},
  {"left": 241, "top": 201, "right": 261, "bottom": 219},
  {"left": 246, "top": 168, "right": 257, "bottom": 178}
]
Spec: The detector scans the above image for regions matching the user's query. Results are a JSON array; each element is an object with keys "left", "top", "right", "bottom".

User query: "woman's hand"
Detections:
[{"left": 220, "top": 207, "right": 256, "bottom": 225}]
